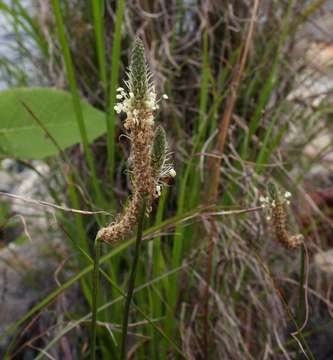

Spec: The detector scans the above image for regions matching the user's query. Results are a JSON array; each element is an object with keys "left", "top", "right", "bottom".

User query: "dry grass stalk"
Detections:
[{"left": 202, "top": 1, "right": 261, "bottom": 357}]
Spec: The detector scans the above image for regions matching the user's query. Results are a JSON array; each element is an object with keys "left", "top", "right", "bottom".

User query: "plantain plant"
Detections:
[{"left": 91, "top": 38, "right": 175, "bottom": 360}]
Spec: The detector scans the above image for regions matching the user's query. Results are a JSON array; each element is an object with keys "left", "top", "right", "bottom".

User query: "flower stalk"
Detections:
[
  {"left": 120, "top": 197, "right": 147, "bottom": 360},
  {"left": 92, "top": 38, "right": 175, "bottom": 359}
]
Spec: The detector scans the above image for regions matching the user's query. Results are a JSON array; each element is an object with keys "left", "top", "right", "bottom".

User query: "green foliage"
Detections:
[{"left": 0, "top": 88, "right": 106, "bottom": 159}]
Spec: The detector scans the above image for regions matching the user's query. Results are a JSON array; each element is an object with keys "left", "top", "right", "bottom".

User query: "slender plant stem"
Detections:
[
  {"left": 91, "top": 237, "right": 101, "bottom": 360},
  {"left": 297, "top": 245, "right": 305, "bottom": 360},
  {"left": 120, "top": 198, "right": 147, "bottom": 360},
  {"left": 297, "top": 246, "right": 305, "bottom": 324}
]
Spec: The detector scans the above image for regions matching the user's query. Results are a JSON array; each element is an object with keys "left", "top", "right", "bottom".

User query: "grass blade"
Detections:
[
  {"left": 91, "top": 238, "right": 101, "bottom": 360},
  {"left": 50, "top": 0, "right": 102, "bottom": 204},
  {"left": 106, "top": 0, "right": 126, "bottom": 184}
]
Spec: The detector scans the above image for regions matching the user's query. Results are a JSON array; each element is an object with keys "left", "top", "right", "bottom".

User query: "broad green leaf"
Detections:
[{"left": 0, "top": 87, "right": 106, "bottom": 159}]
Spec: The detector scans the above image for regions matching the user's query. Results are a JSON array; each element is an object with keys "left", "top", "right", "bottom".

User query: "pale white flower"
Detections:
[
  {"left": 284, "top": 191, "right": 292, "bottom": 199},
  {"left": 162, "top": 94, "right": 168, "bottom": 99},
  {"left": 114, "top": 81, "right": 160, "bottom": 128},
  {"left": 169, "top": 169, "right": 176, "bottom": 177}
]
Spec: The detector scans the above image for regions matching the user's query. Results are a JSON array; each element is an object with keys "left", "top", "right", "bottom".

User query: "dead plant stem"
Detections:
[{"left": 202, "top": 1, "right": 260, "bottom": 357}]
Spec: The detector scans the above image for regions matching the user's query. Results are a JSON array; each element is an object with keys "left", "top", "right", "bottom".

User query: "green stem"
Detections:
[
  {"left": 120, "top": 198, "right": 147, "bottom": 360},
  {"left": 297, "top": 244, "right": 305, "bottom": 359},
  {"left": 297, "top": 246, "right": 305, "bottom": 324},
  {"left": 91, "top": 237, "right": 101, "bottom": 360}
]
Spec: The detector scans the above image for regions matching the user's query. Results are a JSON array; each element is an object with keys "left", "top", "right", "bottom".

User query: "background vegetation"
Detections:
[{"left": 0, "top": 0, "right": 332, "bottom": 359}]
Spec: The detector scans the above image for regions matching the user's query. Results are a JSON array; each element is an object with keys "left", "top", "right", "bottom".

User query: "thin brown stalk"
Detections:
[
  {"left": 202, "top": 1, "right": 260, "bottom": 357},
  {"left": 0, "top": 191, "right": 110, "bottom": 216}
]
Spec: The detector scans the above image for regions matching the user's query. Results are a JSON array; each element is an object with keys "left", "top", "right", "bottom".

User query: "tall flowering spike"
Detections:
[
  {"left": 130, "top": 38, "right": 148, "bottom": 101},
  {"left": 97, "top": 37, "right": 175, "bottom": 244},
  {"left": 151, "top": 125, "right": 167, "bottom": 174}
]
